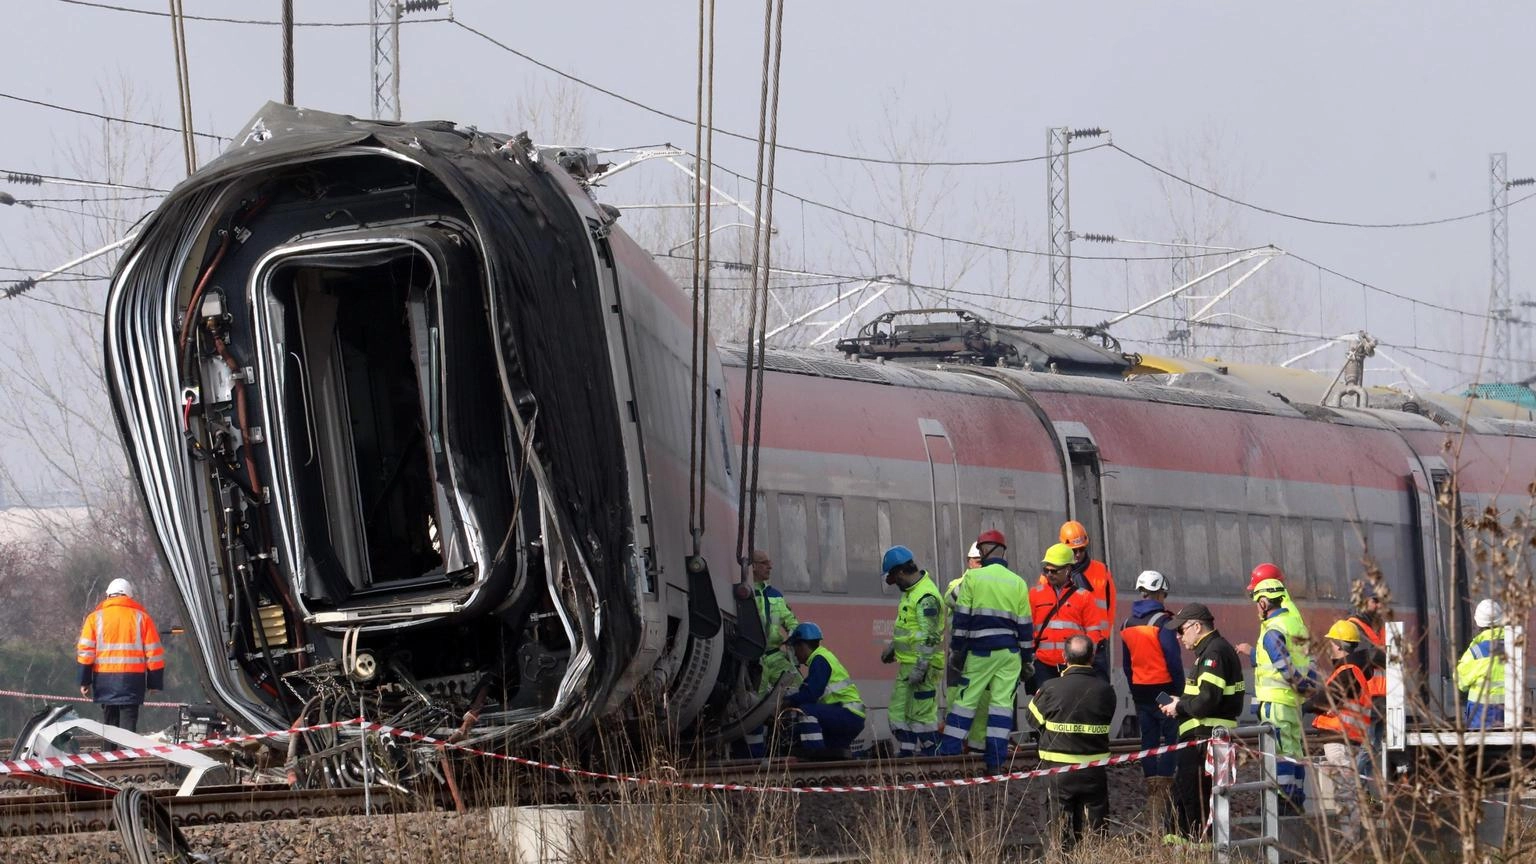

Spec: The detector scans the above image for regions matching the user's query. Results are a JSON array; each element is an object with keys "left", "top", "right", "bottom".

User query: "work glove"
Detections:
[
  {"left": 880, "top": 642, "right": 896, "bottom": 665},
  {"left": 907, "top": 660, "right": 930, "bottom": 687},
  {"left": 946, "top": 653, "right": 965, "bottom": 688},
  {"left": 1019, "top": 659, "right": 1035, "bottom": 689}
]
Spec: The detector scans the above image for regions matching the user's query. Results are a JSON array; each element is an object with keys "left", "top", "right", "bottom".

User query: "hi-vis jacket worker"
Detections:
[
  {"left": 937, "top": 529, "right": 1033, "bottom": 770},
  {"left": 1059, "top": 521, "right": 1116, "bottom": 661},
  {"left": 1030, "top": 544, "right": 1107, "bottom": 690},
  {"left": 1250, "top": 577, "right": 1317, "bottom": 811},
  {"left": 781, "top": 623, "right": 866, "bottom": 754},
  {"left": 944, "top": 543, "right": 988, "bottom": 754},
  {"left": 1458, "top": 599, "right": 1507, "bottom": 729},
  {"left": 879, "top": 546, "right": 944, "bottom": 757},
  {"left": 1119, "top": 569, "right": 1183, "bottom": 833},
  {"left": 77, "top": 578, "right": 165, "bottom": 733},
  {"left": 741, "top": 550, "right": 800, "bottom": 757}
]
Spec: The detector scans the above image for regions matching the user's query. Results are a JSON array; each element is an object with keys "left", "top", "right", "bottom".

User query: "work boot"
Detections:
[{"left": 1146, "top": 776, "right": 1174, "bottom": 835}]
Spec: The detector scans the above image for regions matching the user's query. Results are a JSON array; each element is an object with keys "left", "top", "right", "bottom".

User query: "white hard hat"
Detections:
[
  {"left": 1135, "top": 570, "right": 1168, "bottom": 593},
  {"left": 1475, "top": 599, "right": 1504, "bottom": 628},
  {"left": 106, "top": 578, "right": 133, "bottom": 598},
  {"left": 966, "top": 543, "right": 981, "bottom": 558}
]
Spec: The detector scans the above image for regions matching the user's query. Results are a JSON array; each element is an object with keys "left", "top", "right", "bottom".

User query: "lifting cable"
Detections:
[
  {"left": 686, "top": 0, "right": 719, "bottom": 560},
  {"left": 734, "top": 0, "right": 787, "bottom": 580},
  {"left": 166, "top": 0, "right": 198, "bottom": 175}
]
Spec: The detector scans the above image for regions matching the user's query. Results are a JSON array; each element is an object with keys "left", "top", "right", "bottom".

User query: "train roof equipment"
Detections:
[{"left": 834, "top": 308, "right": 1135, "bottom": 378}]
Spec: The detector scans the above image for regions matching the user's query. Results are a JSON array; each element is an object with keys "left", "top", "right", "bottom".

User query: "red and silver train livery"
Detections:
[{"left": 105, "top": 105, "right": 1535, "bottom": 745}]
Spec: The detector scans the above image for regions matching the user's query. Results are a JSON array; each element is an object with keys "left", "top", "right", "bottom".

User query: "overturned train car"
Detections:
[{"left": 105, "top": 105, "right": 745, "bottom": 742}]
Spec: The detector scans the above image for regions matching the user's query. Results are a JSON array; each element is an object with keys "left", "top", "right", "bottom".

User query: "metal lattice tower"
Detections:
[
  {"left": 370, "top": 0, "right": 398, "bottom": 121},
  {"left": 1046, "top": 128, "right": 1073, "bottom": 325},
  {"left": 1491, "top": 153, "right": 1512, "bottom": 380}
]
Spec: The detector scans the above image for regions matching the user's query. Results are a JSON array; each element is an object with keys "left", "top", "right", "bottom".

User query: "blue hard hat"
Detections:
[
  {"left": 881, "top": 545, "right": 915, "bottom": 575},
  {"left": 787, "top": 622, "right": 823, "bottom": 644}
]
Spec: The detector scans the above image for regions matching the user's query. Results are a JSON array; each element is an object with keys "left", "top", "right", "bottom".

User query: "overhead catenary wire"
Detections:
[
  {"left": 53, "top": 0, "right": 450, "bottom": 27},
  {"left": 0, "top": 92, "right": 227, "bottom": 142},
  {"left": 2, "top": 169, "right": 168, "bottom": 193},
  {"left": 1111, "top": 142, "right": 1536, "bottom": 229},
  {"left": 452, "top": 18, "right": 1089, "bottom": 169}
]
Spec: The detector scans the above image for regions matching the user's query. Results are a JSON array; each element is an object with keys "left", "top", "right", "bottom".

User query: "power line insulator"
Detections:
[
  {"left": 1079, "top": 232, "right": 1117, "bottom": 244},
  {"left": 3, "top": 277, "right": 36, "bottom": 299},
  {"left": 402, "top": 0, "right": 442, "bottom": 12},
  {"left": 1070, "top": 128, "right": 1107, "bottom": 140},
  {"left": 4, "top": 173, "right": 43, "bottom": 185}
]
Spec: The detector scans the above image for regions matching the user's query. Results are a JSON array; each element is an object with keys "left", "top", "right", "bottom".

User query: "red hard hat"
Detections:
[
  {"left": 976, "top": 529, "right": 1007, "bottom": 548},
  {"left": 1248, "top": 563, "right": 1285, "bottom": 592}
]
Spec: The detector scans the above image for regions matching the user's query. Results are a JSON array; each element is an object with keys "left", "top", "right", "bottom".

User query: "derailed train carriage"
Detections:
[{"left": 106, "top": 105, "right": 1536, "bottom": 748}]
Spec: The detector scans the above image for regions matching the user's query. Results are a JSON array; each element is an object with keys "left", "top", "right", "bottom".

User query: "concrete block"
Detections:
[{"left": 488, "top": 803, "right": 722, "bottom": 864}]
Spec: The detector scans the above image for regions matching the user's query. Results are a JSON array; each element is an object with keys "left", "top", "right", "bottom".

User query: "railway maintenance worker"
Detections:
[
  {"left": 1347, "top": 578, "right": 1389, "bottom": 783},
  {"left": 780, "top": 622, "right": 866, "bottom": 755},
  {"left": 1159, "top": 602, "right": 1244, "bottom": 844},
  {"left": 943, "top": 543, "right": 988, "bottom": 754},
  {"left": 1028, "top": 633, "right": 1116, "bottom": 851},
  {"left": 880, "top": 546, "right": 944, "bottom": 756},
  {"left": 1059, "top": 521, "right": 1117, "bottom": 671},
  {"left": 1029, "top": 543, "right": 1106, "bottom": 691},
  {"left": 1244, "top": 563, "right": 1309, "bottom": 647},
  {"left": 1120, "top": 569, "right": 1183, "bottom": 833},
  {"left": 937, "top": 529, "right": 1033, "bottom": 770},
  {"left": 1250, "top": 576, "right": 1317, "bottom": 811},
  {"left": 76, "top": 578, "right": 166, "bottom": 733},
  {"left": 1305, "top": 620, "right": 1373, "bottom": 843},
  {"left": 741, "top": 550, "right": 800, "bottom": 757},
  {"left": 1457, "top": 599, "right": 1506, "bottom": 729}
]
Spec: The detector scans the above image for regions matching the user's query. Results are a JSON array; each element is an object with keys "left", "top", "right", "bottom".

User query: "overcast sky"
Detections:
[{"left": 1, "top": 1, "right": 1533, "bottom": 493}]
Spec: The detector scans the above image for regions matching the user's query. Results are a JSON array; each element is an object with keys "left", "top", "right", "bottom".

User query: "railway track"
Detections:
[{"left": 0, "top": 784, "right": 420, "bottom": 836}]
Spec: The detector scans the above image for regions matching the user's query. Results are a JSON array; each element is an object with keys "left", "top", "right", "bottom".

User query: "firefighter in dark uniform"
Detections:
[
  {"left": 1158, "top": 602, "right": 1246, "bottom": 843},
  {"left": 1027, "top": 633, "right": 1117, "bottom": 850}
]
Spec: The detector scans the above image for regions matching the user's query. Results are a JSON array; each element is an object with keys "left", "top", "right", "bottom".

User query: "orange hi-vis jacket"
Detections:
[
  {"left": 1075, "top": 558, "right": 1117, "bottom": 626},
  {"left": 1348, "top": 614, "right": 1387, "bottom": 699},
  {"left": 1030, "top": 580, "right": 1106, "bottom": 668},
  {"left": 1312, "top": 662, "right": 1372, "bottom": 743},
  {"left": 77, "top": 596, "right": 165, "bottom": 706}
]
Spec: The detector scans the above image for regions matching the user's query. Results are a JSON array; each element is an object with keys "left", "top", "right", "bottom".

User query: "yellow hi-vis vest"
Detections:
[
  {"left": 809, "top": 646, "right": 866, "bottom": 717},
  {"left": 1254, "top": 609, "right": 1311, "bottom": 707},
  {"left": 1457, "top": 627, "right": 1506, "bottom": 705},
  {"left": 893, "top": 572, "right": 943, "bottom": 666}
]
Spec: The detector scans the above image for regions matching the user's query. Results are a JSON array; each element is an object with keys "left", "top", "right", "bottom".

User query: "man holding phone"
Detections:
[{"left": 1158, "top": 603, "right": 1245, "bottom": 844}]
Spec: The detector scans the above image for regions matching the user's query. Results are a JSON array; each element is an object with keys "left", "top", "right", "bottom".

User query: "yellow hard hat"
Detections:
[
  {"left": 1250, "top": 577, "right": 1287, "bottom": 599},
  {"left": 1325, "top": 620, "right": 1360, "bottom": 643},
  {"left": 1042, "top": 543, "right": 1075, "bottom": 567}
]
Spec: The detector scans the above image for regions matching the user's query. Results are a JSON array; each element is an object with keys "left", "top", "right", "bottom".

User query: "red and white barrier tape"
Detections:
[
  {"left": 0, "top": 716, "right": 1204, "bottom": 794},
  {"left": 0, "top": 688, "right": 185, "bottom": 709}
]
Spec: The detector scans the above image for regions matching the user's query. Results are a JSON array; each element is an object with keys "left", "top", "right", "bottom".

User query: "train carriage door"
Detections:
[
  {"left": 1428, "top": 463, "right": 1470, "bottom": 709},
  {"left": 1050, "top": 424, "right": 1109, "bottom": 566},
  {"left": 919, "top": 419, "right": 963, "bottom": 573}
]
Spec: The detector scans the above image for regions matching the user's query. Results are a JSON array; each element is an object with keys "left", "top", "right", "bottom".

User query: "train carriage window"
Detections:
[
  {"left": 753, "top": 492, "right": 774, "bottom": 560},
  {"left": 1280, "top": 517, "right": 1307, "bottom": 591},
  {"left": 1342, "top": 522, "right": 1368, "bottom": 589},
  {"left": 1108, "top": 503, "right": 1141, "bottom": 584},
  {"left": 1367, "top": 523, "right": 1399, "bottom": 586},
  {"left": 892, "top": 501, "right": 936, "bottom": 573},
  {"left": 877, "top": 500, "right": 896, "bottom": 595},
  {"left": 776, "top": 495, "right": 812, "bottom": 591},
  {"left": 817, "top": 497, "right": 849, "bottom": 594},
  {"left": 1214, "top": 512, "right": 1245, "bottom": 583},
  {"left": 845, "top": 498, "right": 880, "bottom": 595},
  {"left": 1148, "top": 508, "right": 1181, "bottom": 579},
  {"left": 1183, "top": 510, "right": 1212, "bottom": 589},
  {"left": 1310, "top": 518, "right": 1342, "bottom": 598},
  {"left": 1249, "top": 514, "right": 1278, "bottom": 568}
]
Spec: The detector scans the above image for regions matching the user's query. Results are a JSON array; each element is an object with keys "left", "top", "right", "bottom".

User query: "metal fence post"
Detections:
[
  {"left": 1212, "top": 728, "right": 1232, "bottom": 863},
  {"left": 1261, "top": 723, "right": 1280, "bottom": 864}
]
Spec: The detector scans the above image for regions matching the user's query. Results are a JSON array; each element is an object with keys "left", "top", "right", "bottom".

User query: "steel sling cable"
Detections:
[
  {"left": 733, "top": 0, "right": 781, "bottom": 576},
  {"left": 745, "top": 0, "right": 788, "bottom": 577},
  {"left": 698, "top": 0, "right": 719, "bottom": 553},
  {"left": 686, "top": 0, "right": 717, "bottom": 559}
]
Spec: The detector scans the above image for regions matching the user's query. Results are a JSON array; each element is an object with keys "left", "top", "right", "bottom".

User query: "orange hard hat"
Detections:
[
  {"left": 1248, "top": 563, "right": 1284, "bottom": 592},
  {"left": 1059, "top": 521, "right": 1090, "bottom": 549}
]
